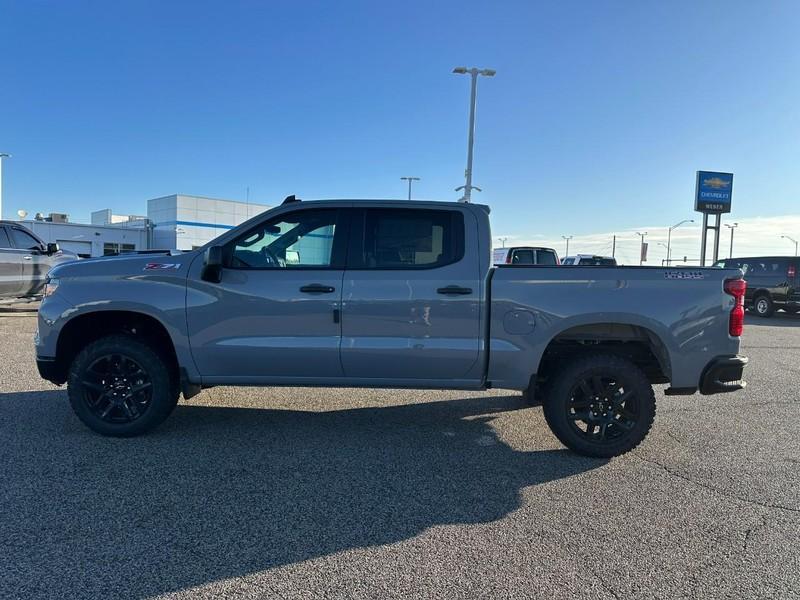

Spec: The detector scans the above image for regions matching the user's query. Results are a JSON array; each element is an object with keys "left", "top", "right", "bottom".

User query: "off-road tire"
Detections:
[
  {"left": 543, "top": 354, "right": 656, "bottom": 458},
  {"left": 67, "top": 335, "right": 179, "bottom": 437}
]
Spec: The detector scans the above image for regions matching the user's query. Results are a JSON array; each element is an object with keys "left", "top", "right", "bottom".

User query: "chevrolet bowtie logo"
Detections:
[{"left": 703, "top": 176, "right": 731, "bottom": 190}]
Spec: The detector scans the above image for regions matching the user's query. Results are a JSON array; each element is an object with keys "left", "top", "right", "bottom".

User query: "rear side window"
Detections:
[
  {"left": 355, "top": 209, "right": 464, "bottom": 269},
  {"left": 10, "top": 228, "right": 41, "bottom": 250},
  {"left": 0, "top": 228, "right": 10, "bottom": 248},
  {"left": 562, "top": 258, "right": 574, "bottom": 265},
  {"left": 536, "top": 249, "right": 558, "bottom": 265},
  {"left": 511, "top": 249, "right": 534, "bottom": 264}
]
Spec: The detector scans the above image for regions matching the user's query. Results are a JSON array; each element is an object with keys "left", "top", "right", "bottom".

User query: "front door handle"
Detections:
[
  {"left": 437, "top": 285, "right": 473, "bottom": 295},
  {"left": 300, "top": 284, "right": 336, "bottom": 294},
  {"left": 23, "top": 256, "right": 32, "bottom": 260}
]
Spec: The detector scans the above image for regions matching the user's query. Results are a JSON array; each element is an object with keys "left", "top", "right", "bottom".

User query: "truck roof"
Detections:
[{"left": 279, "top": 197, "right": 491, "bottom": 212}]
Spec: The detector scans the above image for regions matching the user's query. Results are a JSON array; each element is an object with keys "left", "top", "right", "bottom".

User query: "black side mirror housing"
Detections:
[
  {"left": 201, "top": 245, "right": 224, "bottom": 283},
  {"left": 46, "top": 242, "right": 59, "bottom": 255}
]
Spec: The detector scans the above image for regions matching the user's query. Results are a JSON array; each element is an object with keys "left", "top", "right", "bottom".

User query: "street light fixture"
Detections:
[
  {"left": 452, "top": 66, "right": 496, "bottom": 203},
  {"left": 400, "top": 176, "right": 420, "bottom": 200},
  {"left": 666, "top": 219, "right": 694, "bottom": 267},
  {"left": 724, "top": 222, "right": 739, "bottom": 258},
  {"left": 497, "top": 237, "right": 508, "bottom": 248},
  {"left": 562, "top": 235, "right": 572, "bottom": 256},
  {"left": 782, "top": 235, "right": 799, "bottom": 256}
]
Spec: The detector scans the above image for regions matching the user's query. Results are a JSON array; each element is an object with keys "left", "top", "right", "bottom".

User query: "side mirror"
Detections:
[
  {"left": 46, "top": 242, "right": 60, "bottom": 255},
  {"left": 201, "top": 245, "right": 224, "bottom": 283}
]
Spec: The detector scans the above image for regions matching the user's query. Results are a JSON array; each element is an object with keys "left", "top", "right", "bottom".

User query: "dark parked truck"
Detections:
[{"left": 35, "top": 199, "right": 748, "bottom": 457}]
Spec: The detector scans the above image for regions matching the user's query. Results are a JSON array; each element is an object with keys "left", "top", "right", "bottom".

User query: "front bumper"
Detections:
[
  {"left": 699, "top": 355, "right": 748, "bottom": 395},
  {"left": 36, "top": 356, "right": 65, "bottom": 385}
]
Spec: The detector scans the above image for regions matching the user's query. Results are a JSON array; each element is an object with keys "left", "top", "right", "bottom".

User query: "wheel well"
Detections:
[
  {"left": 52, "top": 311, "right": 179, "bottom": 385},
  {"left": 536, "top": 323, "right": 670, "bottom": 387}
]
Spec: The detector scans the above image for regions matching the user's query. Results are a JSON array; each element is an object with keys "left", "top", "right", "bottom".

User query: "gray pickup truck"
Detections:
[{"left": 35, "top": 198, "right": 748, "bottom": 457}]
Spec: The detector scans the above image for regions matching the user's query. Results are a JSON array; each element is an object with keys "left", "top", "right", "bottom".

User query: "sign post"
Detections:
[{"left": 695, "top": 171, "right": 733, "bottom": 265}]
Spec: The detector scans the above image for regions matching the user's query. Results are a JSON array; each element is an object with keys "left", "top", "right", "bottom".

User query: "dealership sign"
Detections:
[{"left": 695, "top": 171, "right": 733, "bottom": 213}]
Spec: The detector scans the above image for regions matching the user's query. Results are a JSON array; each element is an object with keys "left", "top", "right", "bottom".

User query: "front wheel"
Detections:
[
  {"left": 67, "top": 335, "right": 179, "bottom": 437},
  {"left": 543, "top": 354, "right": 656, "bottom": 458}
]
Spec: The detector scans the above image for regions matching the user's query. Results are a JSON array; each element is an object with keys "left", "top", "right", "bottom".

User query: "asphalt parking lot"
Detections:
[{"left": 0, "top": 309, "right": 798, "bottom": 600}]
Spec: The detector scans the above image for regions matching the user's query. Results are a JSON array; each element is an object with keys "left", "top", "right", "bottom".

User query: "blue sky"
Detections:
[{"left": 1, "top": 0, "right": 799, "bottom": 260}]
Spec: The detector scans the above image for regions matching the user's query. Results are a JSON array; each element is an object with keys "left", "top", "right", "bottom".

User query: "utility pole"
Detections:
[
  {"left": 724, "top": 222, "right": 738, "bottom": 258},
  {"left": 562, "top": 235, "right": 572, "bottom": 257},
  {"left": 452, "top": 66, "right": 496, "bottom": 202},
  {"left": 0, "top": 153, "right": 10, "bottom": 220},
  {"left": 782, "top": 235, "right": 799, "bottom": 256},
  {"left": 636, "top": 232, "right": 648, "bottom": 265},
  {"left": 400, "top": 176, "right": 420, "bottom": 200},
  {"left": 612, "top": 235, "right": 616, "bottom": 258},
  {"left": 497, "top": 237, "right": 508, "bottom": 248}
]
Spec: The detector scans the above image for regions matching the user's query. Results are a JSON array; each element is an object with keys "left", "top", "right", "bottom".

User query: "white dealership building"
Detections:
[{"left": 12, "top": 193, "right": 271, "bottom": 257}]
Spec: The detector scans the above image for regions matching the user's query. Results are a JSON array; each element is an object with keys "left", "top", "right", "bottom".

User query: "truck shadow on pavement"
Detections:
[
  {"left": 744, "top": 311, "right": 800, "bottom": 327},
  {"left": 0, "top": 390, "right": 605, "bottom": 598}
]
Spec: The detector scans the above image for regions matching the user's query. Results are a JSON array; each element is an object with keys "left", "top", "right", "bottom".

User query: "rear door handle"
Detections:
[
  {"left": 300, "top": 284, "right": 336, "bottom": 294},
  {"left": 436, "top": 285, "right": 473, "bottom": 295},
  {"left": 23, "top": 256, "right": 32, "bottom": 260}
]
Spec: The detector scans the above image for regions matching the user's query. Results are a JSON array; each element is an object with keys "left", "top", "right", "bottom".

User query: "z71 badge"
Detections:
[
  {"left": 144, "top": 263, "right": 181, "bottom": 271},
  {"left": 664, "top": 270, "right": 704, "bottom": 280}
]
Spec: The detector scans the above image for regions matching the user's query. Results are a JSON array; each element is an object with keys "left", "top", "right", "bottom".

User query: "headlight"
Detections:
[{"left": 43, "top": 278, "right": 60, "bottom": 297}]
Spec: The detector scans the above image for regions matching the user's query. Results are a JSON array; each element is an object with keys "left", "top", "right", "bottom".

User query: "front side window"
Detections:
[
  {"left": 357, "top": 209, "right": 463, "bottom": 269},
  {"left": 10, "top": 228, "right": 41, "bottom": 251},
  {"left": 230, "top": 209, "right": 338, "bottom": 269}
]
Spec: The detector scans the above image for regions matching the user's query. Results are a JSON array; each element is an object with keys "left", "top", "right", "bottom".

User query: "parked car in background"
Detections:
[
  {"left": 714, "top": 256, "right": 798, "bottom": 317},
  {"left": 492, "top": 246, "right": 559, "bottom": 265},
  {"left": 562, "top": 254, "right": 618, "bottom": 266},
  {"left": 0, "top": 221, "right": 78, "bottom": 299}
]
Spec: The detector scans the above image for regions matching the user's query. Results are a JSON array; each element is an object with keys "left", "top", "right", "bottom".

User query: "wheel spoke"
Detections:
[
  {"left": 598, "top": 423, "right": 609, "bottom": 440},
  {"left": 129, "top": 382, "right": 152, "bottom": 396},
  {"left": 590, "top": 376, "right": 605, "bottom": 397},
  {"left": 569, "top": 411, "right": 591, "bottom": 422},
  {"left": 99, "top": 399, "right": 116, "bottom": 419},
  {"left": 121, "top": 399, "right": 139, "bottom": 420}
]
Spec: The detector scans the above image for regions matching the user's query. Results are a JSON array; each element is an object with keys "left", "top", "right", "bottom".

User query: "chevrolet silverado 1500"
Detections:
[{"left": 35, "top": 198, "right": 748, "bottom": 457}]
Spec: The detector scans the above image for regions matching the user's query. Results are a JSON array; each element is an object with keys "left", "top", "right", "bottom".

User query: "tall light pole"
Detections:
[
  {"left": 400, "top": 176, "right": 420, "bottom": 200},
  {"left": 562, "top": 235, "right": 572, "bottom": 256},
  {"left": 636, "top": 231, "right": 648, "bottom": 265},
  {"left": 782, "top": 235, "right": 799, "bottom": 256},
  {"left": 657, "top": 242, "right": 669, "bottom": 265},
  {"left": 498, "top": 237, "right": 508, "bottom": 248},
  {"left": 724, "top": 222, "right": 738, "bottom": 258},
  {"left": 452, "top": 66, "right": 496, "bottom": 203},
  {"left": 666, "top": 219, "right": 694, "bottom": 266},
  {"left": 0, "top": 153, "right": 10, "bottom": 220}
]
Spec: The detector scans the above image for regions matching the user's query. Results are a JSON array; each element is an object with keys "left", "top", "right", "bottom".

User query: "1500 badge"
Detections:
[
  {"left": 144, "top": 263, "right": 181, "bottom": 270},
  {"left": 664, "top": 271, "right": 704, "bottom": 280}
]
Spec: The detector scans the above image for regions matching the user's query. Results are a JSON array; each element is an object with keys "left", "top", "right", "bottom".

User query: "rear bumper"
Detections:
[{"left": 699, "top": 355, "right": 748, "bottom": 395}]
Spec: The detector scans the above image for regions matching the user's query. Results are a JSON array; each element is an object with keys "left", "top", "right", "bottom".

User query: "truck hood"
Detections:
[{"left": 49, "top": 250, "right": 198, "bottom": 279}]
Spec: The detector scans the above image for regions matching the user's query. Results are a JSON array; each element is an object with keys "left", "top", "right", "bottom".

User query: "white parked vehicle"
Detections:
[
  {"left": 492, "top": 246, "right": 559, "bottom": 265},
  {"left": 562, "top": 254, "right": 617, "bottom": 266}
]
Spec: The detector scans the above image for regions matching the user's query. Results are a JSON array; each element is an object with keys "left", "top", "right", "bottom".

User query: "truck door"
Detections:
[
  {"left": 340, "top": 207, "right": 482, "bottom": 382},
  {"left": 0, "top": 227, "right": 23, "bottom": 297},
  {"left": 186, "top": 207, "right": 349, "bottom": 381},
  {"left": 8, "top": 226, "right": 48, "bottom": 296}
]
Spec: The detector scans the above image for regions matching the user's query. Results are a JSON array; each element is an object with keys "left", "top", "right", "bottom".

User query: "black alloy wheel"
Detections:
[
  {"left": 81, "top": 353, "right": 153, "bottom": 423},
  {"left": 565, "top": 375, "right": 638, "bottom": 442}
]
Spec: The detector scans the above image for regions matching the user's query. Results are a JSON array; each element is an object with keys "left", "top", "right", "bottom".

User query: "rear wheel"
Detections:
[
  {"left": 753, "top": 294, "right": 774, "bottom": 318},
  {"left": 67, "top": 335, "right": 179, "bottom": 437},
  {"left": 543, "top": 354, "right": 656, "bottom": 458}
]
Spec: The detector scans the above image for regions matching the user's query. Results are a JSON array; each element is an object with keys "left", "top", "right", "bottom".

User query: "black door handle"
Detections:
[
  {"left": 437, "top": 285, "right": 473, "bottom": 295},
  {"left": 300, "top": 284, "right": 336, "bottom": 294}
]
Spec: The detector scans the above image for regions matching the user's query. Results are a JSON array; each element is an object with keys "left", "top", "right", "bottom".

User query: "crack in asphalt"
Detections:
[{"left": 630, "top": 455, "right": 800, "bottom": 515}]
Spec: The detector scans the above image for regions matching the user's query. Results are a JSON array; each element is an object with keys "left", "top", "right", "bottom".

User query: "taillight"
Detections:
[
  {"left": 506, "top": 254, "right": 512, "bottom": 264},
  {"left": 724, "top": 278, "right": 747, "bottom": 337}
]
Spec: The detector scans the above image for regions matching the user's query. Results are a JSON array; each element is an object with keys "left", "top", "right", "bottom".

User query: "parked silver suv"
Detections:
[{"left": 0, "top": 221, "right": 78, "bottom": 299}]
